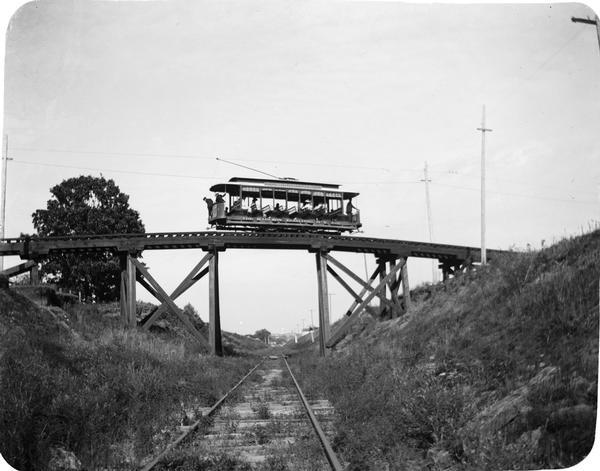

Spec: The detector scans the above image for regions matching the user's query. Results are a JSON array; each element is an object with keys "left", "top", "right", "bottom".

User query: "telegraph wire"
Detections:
[
  {"left": 9, "top": 155, "right": 597, "bottom": 206},
  {"left": 12, "top": 147, "right": 391, "bottom": 172},
  {"left": 12, "top": 147, "right": 214, "bottom": 161},
  {"left": 428, "top": 165, "right": 598, "bottom": 197},
  {"left": 431, "top": 181, "right": 597, "bottom": 205},
  {"left": 10, "top": 158, "right": 596, "bottom": 205},
  {"left": 11, "top": 159, "right": 219, "bottom": 180}
]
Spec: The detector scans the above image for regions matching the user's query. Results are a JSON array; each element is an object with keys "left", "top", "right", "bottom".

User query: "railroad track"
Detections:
[
  {"left": 140, "top": 356, "right": 343, "bottom": 471},
  {"left": 0, "top": 230, "right": 507, "bottom": 262}
]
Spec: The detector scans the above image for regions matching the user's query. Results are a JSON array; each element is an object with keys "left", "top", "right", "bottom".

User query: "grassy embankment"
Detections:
[
  {"left": 0, "top": 291, "right": 258, "bottom": 470},
  {"left": 289, "top": 229, "right": 599, "bottom": 470}
]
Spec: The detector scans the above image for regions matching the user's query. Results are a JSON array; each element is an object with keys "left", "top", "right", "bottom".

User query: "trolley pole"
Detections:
[
  {"left": 477, "top": 106, "right": 492, "bottom": 265},
  {"left": 0, "top": 135, "right": 11, "bottom": 272},
  {"left": 421, "top": 161, "right": 436, "bottom": 282},
  {"left": 571, "top": 15, "right": 600, "bottom": 54}
]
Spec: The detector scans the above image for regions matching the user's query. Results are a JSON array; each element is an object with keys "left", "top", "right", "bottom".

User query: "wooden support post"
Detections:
[
  {"left": 377, "top": 258, "right": 387, "bottom": 317},
  {"left": 209, "top": 250, "right": 223, "bottom": 356},
  {"left": 140, "top": 253, "right": 213, "bottom": 330},
  {"left": 315, "top": 251, "right": 330, "bottom": 357},
  {"left": 386, "top": 259, "right": 397, "bottom": 298},
  {"left": 327, "top": 259, "right": 405, "bottom": 348},
  {"left": 30, "top": 264, "right": 39, "bottom": 285},
  {"left": 127, "top": 255, "right": 137, "bottom": 327},
  {"left": 389, "top": 259, "right": 400, "bottom": 317},
  {"left": 389, "top": 260, "right": 399, "bottom": 297},
  {"left": 440, "top": 264, "right": 448, "bottom": 281},
  {"left": 120, "top": 253, "right": 128, "bottom": 326},
  {"left": 119, "top": 253, "right": 137, "bottom": 328},
  {"left": 440, "top": 262, "right": 452, "bottom": 281},
  {"left": 401, "top": 259, "right": 411, "bottom": 310}
]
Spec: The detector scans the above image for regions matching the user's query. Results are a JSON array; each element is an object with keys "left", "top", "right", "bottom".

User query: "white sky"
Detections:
[{"left": 1, "top": 0, "right": 599, "bottom": 336}]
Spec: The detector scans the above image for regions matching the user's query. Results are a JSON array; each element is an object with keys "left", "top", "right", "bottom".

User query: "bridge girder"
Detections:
[{"left": 0, "top": 231, "right": 508, "bottom": 356}]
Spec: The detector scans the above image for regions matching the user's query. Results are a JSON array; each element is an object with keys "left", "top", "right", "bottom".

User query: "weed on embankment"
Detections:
[
  {"left": 289, "top": 229, "right": 599, "bottom": 470},
  {"left": 0, "top": 290, "right": 255, "bottom": 470}
]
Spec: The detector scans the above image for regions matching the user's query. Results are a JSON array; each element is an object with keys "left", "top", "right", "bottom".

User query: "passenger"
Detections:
[
  {"left": 346, "top": 199, "right": 356, "bottom": 215},
  {"left": 215, "top": 193, "right": 224, "bottom": 203},
  {"left": 302, "top": 200, "right": 313, "bottom": 211},
  {"left": 250, "top": 197, "right": 258, "bottom": 213},
  {"left": 273, "top": 203, "right": 282, "bottom": 216},
  {"left": 203, "top": 197, "right": 214, "bottom": 216}
]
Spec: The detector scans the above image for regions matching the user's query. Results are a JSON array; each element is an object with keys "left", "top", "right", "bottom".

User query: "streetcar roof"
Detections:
[{"left": 209, "top": 177, "right": 359, "bottom": 199}]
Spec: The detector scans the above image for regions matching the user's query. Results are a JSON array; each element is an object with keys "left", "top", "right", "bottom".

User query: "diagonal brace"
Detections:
[
  {"left": 140, "top": 253, "right": 213, "bottom": 330},
  {"left": 343, "top": 265, "right": 382, "bottom": 316},
  {"left": 140, "top": 267, "right": 209, "bottom": 329},
  {"left": 137, "top": 273, "right": 159, "bottom": 301},
  {"left": 324, "top": 253, "right": 398, "bottom": 312},
  {"left": 0, "top": 260, "right": 37, "bottom": 278},
  {"left": 326, "top": 265, "right": 363, "bottom": 308},
  {"left": 131, "top": 258, "right": 209, "bottom": 349},
  {"left": 327, "top": 258, "right": 406, "bottom": 348}
]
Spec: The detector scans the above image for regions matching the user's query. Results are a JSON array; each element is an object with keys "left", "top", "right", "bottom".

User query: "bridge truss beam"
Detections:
[
  {"left": 118, "top": 253, "right": 209, "bottom": 350},
  {"left": 139, "top": 252, "right": 213, "bottom": 331},
  {"left": 0, "top": 259, "right": 37, "bottom": 280},
  {"left": 326, "top": 256, "right": 408, "bottom": 349},
  {"left": 0, "top": 231, "right": 507, "bottom": 356}
]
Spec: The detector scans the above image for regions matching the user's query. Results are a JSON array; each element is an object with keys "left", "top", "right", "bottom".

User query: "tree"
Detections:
[
  {"left": 32, "top": 175, "right": 145, "bottom": 301},
  {"left": 254, "top": 328, "right": 271, "bottom": 344},
  {"left": 182, "top": 303, "right": 205, "bottom": 329}
]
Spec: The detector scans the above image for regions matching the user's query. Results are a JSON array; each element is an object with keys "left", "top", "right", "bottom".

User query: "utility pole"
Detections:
[
  {"left": 571, "top": 15, "right": 600, "bottom": 54},
  {"left": 0, "top": 135, "right": 11, "bottom": 272},
  {"left": 477, "top": 106, "right": 492, "bottom": 265},
  {"left": 421, "top": 161, "right": 436, "bottom": 282}
]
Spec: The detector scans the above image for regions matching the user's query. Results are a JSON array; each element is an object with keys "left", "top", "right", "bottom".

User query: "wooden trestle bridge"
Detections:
[{"left": 0, "top": 231, "right": 504, "bottom": 356}]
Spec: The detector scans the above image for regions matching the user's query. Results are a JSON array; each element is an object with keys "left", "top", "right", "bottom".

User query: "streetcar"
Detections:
[{"left": 204, "top": 177, "right": 361, "bottom": 233}]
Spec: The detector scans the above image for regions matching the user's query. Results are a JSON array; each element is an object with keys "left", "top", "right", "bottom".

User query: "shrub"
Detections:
[
  {"left": 0, "top": 291, "right": 255, "bottom": 470},
  {"left": 288, "top": 229, "right": 599, "bottom": 470}
]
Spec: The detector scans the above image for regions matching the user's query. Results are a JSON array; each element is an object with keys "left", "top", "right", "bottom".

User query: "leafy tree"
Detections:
[
  {"left": 32, "top": 175, "right": 145, "bottom": 301},
  {"left": 182, "top": 303, "right": 205, "bottom": 329},
  {"left": 254, "top": 328, "right": 271, "bottom": 344}
]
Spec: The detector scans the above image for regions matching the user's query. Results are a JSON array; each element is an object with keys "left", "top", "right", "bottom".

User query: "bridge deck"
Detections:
[{"left": 0, "top": 231, "right": 504, "bottom": 264}]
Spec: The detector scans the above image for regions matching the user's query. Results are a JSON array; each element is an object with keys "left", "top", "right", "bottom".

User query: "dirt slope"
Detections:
[{"left": 290, "top": 229, "right": 599, "bottom": 470}]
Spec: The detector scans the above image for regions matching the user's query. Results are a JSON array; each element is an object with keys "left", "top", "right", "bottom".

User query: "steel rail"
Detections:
[
  {"left": 139, "top": 358, "right": 264, "bottom": 471},
  {"left": 283, "top": 356, "right": 344, "bottom": 471}
]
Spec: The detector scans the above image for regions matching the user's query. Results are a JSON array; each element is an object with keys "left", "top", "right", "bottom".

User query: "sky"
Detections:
[{"left": 0, "top": 0, "right": 599, "bottom": 337}]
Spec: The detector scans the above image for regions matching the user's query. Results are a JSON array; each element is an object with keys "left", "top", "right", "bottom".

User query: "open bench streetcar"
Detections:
[{"left": 204, "top": 177, "right": 361, "bottom": 234}]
